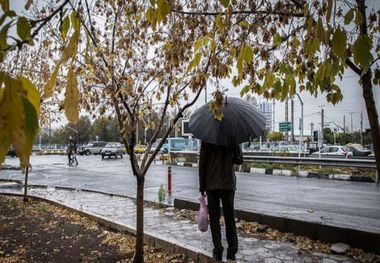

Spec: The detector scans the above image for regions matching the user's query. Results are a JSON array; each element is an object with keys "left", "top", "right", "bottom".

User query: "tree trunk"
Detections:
[
  {"left": 134, "top": 175, "right": 145, "bottom": 263},
  {"left": 361, "top": 71, "right": 380, "bottom": 183},
  {"left": 355, "top": 0, "right": 379, "bottom": 183},
  {"left": 23, "top": 165, "right": 29, "bottom": 202}
]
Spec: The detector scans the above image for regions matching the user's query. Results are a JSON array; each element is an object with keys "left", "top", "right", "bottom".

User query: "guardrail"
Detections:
[
  {"left": 168, "top": 151, "right": 377, "bottom": 170},
  {"left": 243, "top": 155, "right": 377, "bottom": 169}
]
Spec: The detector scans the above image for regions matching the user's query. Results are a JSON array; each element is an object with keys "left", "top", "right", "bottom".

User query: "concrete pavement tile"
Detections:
[
  {"left": 264, "top": 258, "right": 282, "bottom": 263},
  {"left": 0, "top": 187, "right": 361, "bottom": 263}
]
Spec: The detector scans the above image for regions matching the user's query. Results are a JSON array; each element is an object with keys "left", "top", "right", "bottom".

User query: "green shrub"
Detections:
[{"left": 158, "top": 184, "right": 165, "bottom": 204}]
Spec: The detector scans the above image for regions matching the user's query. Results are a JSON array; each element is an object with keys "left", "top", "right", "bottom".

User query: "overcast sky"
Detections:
[
  {"left": 6, "top": 1, "right": 380, "bottom": 134},
  {"left": 199, "top": 69, "right": 380, "bottom": 135}
]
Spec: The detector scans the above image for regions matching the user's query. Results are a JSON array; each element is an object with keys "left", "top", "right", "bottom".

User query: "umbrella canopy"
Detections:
[{"left": 189, "top": 97, "right": 266, "bottom": 146}]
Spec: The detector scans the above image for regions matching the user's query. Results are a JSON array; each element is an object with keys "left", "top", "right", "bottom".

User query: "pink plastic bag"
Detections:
[{"left": 198, "top": 195, "right": 208, "bottom": 232}]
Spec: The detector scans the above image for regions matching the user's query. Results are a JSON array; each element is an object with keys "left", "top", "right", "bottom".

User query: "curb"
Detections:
[
  {"left": 173, "top": 162, "right": 198, "bottom": 168},
  {"left": 0, "top": 192, "right": 214, "bottom": 263},
  {"left": 38, "top": 150, "right": 66, "bottom": 155},
  {"left": 0, "top": 165, "right": 21, "bottom": 170},
  {"left": 173, "top": 198, "right": 380, "bottom": 254},
  {"left": 0, "top": 178, "right": 23, "bottom": 184},
  {"left": 171, "top": 162, "right": 375, "bottom": 183}
]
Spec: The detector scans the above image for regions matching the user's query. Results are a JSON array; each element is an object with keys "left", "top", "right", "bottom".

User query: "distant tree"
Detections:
[
  {"left": 267, "top": 131, "right": 283, "bottom": 141},
  {"left": 74, "top": 116, "right": 92, "bottom": 144},
  {"left": 91, "top": 116, "right": 120, "bottom": 142},
  {"left": 51, "top": 127, "right": 70, "bottom": 144},
  {"left": 336, "top": 132, "right": 361, "bottom": 145},
  {"left": 323, "top": 128, "right": 334, "bottom": 144}
]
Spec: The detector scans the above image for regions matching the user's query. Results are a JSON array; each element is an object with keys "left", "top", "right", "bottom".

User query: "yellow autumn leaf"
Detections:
[
  {"left": 43, "top": 61, "right": 61, "bottom": 98},
  {"left": 64, "top": 67, "right": 79, "bottom": 124},
  {"left": 0, "top": 0, "right": 9, "bottom": 12},
  {"left": 61, "top": 32, "right": 79, "bottom": 62},
  {"left": 19, "top": 76, "right": 41, "bottom": 116},
  {"left": 187, "top": 52, "right": 202, "bottom": 72},
  {"left": 0, "top": 76, "right": 29, "bottom": 169},
  {"left": 0, "top": 87, "right": 9, "bottom": 167}
]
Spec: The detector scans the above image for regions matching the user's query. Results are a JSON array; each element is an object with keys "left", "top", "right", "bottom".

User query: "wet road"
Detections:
[{"left": 2, "top": 155, "right": 380, "bottom": 234}]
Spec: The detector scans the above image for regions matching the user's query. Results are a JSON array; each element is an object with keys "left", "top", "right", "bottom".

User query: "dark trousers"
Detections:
[{"left": 206, "top": 189, "right": 238, "bottom": 258}]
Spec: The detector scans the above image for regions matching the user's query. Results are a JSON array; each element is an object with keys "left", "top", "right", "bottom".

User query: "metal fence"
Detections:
[{"left": 168, "top": 151, "right": 377, "bottom": 170}]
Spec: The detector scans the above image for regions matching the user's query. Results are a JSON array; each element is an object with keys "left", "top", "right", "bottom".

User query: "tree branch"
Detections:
[
  {"left": 5, "top": 0, "right": 70, "bottom": 52},
  {"left": 346, "top": 58, "right": 361, "bottom": 75},
  {"left": 142, "top": 54, "right": 212, "bottom": 176},
  {"left": 286, "top": 0, "right": 305, "bottom": 8},
  {"left": 171, "top": 8, "right": 304, "bottom": 18}
]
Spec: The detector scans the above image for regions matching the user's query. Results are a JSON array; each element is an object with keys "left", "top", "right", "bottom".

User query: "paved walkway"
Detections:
[{"left": 0, "top": 183, "right": 358, "bottom": 263}]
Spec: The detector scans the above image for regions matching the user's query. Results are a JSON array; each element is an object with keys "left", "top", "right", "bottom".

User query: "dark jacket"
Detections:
[{"left": 199, "top": 142, "right": 243, "bottom": 192}]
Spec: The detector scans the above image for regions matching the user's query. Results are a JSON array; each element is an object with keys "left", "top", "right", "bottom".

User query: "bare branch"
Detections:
[
  {"left": 142, "top": 53, "right": 213, "bottom": 176},
  {"left": 171, "top": 8, "right": 304, "bottom": 18},
  {"left": 345, "top": 58, "right": 362, "bottom": 75}
]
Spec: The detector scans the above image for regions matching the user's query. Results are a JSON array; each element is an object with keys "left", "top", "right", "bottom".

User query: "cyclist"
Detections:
[{"left": 68, "top": 142, "right": 78, "bottom": 166}]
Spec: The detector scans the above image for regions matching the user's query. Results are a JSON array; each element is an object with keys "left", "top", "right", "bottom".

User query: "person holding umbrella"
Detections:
[
  {"left": 199, "top": 141, "right": 243, "bottom": 261},
  {"left": 189, "top": 92, "right": 266, "bottom": 262}
]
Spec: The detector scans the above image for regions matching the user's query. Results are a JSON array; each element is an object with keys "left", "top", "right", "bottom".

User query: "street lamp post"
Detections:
[{"left": 295, "top": 94, "right": 304, "bottom": 157}]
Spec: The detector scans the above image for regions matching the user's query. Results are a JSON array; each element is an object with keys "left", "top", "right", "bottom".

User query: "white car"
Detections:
[
  {"left": 100, "top": 142, "right": 124, "bottom": 159},
  {"left": 311, "top": 146, "right": 353, "bottom": 157}
]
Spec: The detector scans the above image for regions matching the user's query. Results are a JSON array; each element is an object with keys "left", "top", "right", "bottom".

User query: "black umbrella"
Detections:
[{"left": 189, "top": 97, "right": 266, "bottom": 145}]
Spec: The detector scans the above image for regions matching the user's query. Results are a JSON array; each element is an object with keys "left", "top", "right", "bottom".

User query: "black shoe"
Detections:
[
  {"left": 213, "top": 252, "right": 222, "bottom": 261},
  {"left": 227, "top": 252, "right": 235, "bottom": 260}
]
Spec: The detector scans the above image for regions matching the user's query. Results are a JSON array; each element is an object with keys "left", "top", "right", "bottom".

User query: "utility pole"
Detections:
[
  {"left": 320, "top": 106, "right": 324, "bottom": 146},
  {"left": 291, "top": 99, "right": 294, "bottom": 142},
  {"left": 295, "top": 94, "right": 303, "bottom": 157},
  {"left": 360, "top": 111, "right": 363, "bottom": 145},
  {"left": 310, "top": 122, "right": 314, "bottom": 137},
  {"left": 285, "top": 98, "right": 288, "bottom": 142},
  {"left": 350, "top": 112, "right": 354, "bottom": 133},
  {"left": 343, "top": 115, "right": 346, "bottom": 132}
]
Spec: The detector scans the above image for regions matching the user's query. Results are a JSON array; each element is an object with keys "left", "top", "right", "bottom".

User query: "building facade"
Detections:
[{"left": 258, "top": 101, "right": 273, "bottom": 131}]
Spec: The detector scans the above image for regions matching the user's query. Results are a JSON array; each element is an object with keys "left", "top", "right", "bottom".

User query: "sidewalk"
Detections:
[{"left": 0, "top": 182, "right": 359, "bottom": 263}]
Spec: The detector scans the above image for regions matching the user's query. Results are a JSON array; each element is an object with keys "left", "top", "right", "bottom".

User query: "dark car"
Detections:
[
  {"left": 346, "top": 144, "right": 372, "bottom": 157},
  {"left": 7, "top": 146, "right": 16, "bottom": 157},
  {"left": 307, "top": 142, "right": 326, "bottom": 154}
]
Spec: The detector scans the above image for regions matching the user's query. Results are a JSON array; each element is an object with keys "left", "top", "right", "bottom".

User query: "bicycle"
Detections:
[{"left": 68, "top": 152, "right": 78, "bottom": 166}]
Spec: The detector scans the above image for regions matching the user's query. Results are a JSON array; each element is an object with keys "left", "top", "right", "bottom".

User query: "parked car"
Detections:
[
  {"left": 100, "top": 142, "right": 124, "bottom": 159},
  {"left": 150, "top": 138, "right": 169, "bottom": 154},
  {"left": 345, "top": 144, "right": 372, "bottom": 157},
  {"left": 134, "top": 144, "right": 147, "bottom": 154},
  {"left": 7, "top": 146, "right": 16, "bottom": 157},
  {"left": 167, "top": 137, "right": 199, "bottom": 152},
  {"left": 78, "top": 141, "right": 107, "bottom": 155},
  {"left": 311, "top": 146, "right": 352, "bottom": 157},
  {"left": 306, "top": 142, "right": 329, "bottom": 154}
]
